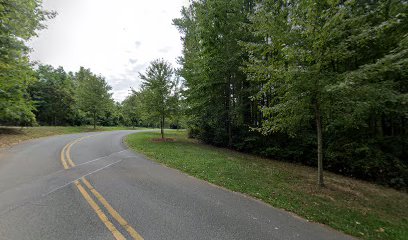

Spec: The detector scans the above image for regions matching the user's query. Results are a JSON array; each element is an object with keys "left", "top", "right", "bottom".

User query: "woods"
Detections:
[
  {"left": 0, "top": 0, "right": 54, "bottom": 126},
  {"left": 1, "top": 0, "right": 407, "bottom": 189},
  {"left": 174, "top": 0, "right": 408, "bottom": 188}
]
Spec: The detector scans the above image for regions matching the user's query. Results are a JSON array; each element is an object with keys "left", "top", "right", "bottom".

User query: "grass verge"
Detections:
[
  {"left": 0, "top": 126, "right": 144, "bottom": 148},
  {"left": 126, "top": 131, "right": 408, "bottom": 240}
]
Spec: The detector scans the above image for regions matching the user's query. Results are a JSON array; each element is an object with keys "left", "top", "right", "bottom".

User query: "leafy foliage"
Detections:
[
  {"left": 139, "top": 59, "right": 177, "bottom": 137},
  {"left": 0, "top": 0, "right": 55, "bottom": 125},
  {"left": 75, "top": 67, "right": 115, "bottom": 129},
  {"left": 30, "top": 65, "right": 77, "bottom": 125},
  {"left": 175, "top": 0, "right": 408, "bottom": 188}
]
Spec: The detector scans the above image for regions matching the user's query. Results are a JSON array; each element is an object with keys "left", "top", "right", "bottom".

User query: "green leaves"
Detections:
[
  {"left": 0, "top": 0, "right": 54, "bottom": 125},
  {"left": 175, "top": 0, "right": 408, "bottom": 187},
  {"left": 75, "top": 67, "right": 114, "bottom": 128},
  {"left": 138, "top": 59, "right": 178, "bottom": 135}
]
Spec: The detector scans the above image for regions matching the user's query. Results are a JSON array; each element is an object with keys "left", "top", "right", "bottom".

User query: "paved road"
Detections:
[{"left": 0, "top": 130, "right": 354, "bottom": 240}]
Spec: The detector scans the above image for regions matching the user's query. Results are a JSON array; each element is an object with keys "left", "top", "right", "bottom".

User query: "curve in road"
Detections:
[{"left": 0, "top": 130, "right": 355, "bottom": 240}]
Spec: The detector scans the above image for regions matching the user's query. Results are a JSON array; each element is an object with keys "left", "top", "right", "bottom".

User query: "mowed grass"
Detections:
[
  {"left": 126, "top": 131, "right": 408, "bottom": 240},
  {"left": 0, "top": 126, "right": 144, "bottom": 147}
]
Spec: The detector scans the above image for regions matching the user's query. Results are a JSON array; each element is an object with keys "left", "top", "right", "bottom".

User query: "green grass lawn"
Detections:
[
  {"left": 126, "top": 131, "right": 408, "bottom": 240},
  {"left": 0, "top": 126, "right": 145, "bottom": 147}
]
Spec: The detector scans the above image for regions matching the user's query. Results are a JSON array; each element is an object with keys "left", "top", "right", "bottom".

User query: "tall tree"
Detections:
[
  {"left": 244, "top": 0, "right": 408, "bottom": 186},
  {"left": 174, "top": 0, "right": 254, "bottom": 146},
  {"left": 30, "top": 65, "right": 76, "bottom": 125},
  {"left": 0, "top": 0, "right": 55, "bottom": 125},
  {"left": 139, "top": 59, "right": 175, "bottom": 138},
  {"left": 75, "top": 67, "right": 114, "bottom": 129}
]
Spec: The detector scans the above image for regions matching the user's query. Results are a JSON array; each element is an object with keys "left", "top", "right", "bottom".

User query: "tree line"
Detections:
[
  {"left": 2, "top": 62, "right": 182, "bottom": 132},
  {"left": 1, "top": 0, "right": 407, "bottom": 188},
  {"left": 1, "top": 1, "right": 182, "bottom": 134},
  {"left": 173, "top": 0, "right": 407, "bottom": 188}
]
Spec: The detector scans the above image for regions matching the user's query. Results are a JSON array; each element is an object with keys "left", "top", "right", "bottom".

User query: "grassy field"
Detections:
[
  {"left": 0, "top": 126, "right": 144, "bottom": 148},
  {"left": 126, "top": 131, "right": 408, "bottom": 240}
]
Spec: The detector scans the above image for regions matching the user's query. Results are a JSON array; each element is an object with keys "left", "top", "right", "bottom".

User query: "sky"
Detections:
[{"left": 29, "top": 0, "right": 188, "bottom": 102}]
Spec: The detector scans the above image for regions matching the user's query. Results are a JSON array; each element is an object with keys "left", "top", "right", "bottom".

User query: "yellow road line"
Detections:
[
  {"left": 74, "top": 180, "right": 126, "bottom": 240},
  {"left": 60, "top": 144, "right": 69, "bottom": 169},
  {"left": 64, "top": 135, "right": 90, "bottom": 168},
  {"left": 81, "top": 177, "right": 144, "bottom": 240},
  {"left": 60, "top": 134, "right": 144, "bottom": 240},
  {"left": 65, "top": 141, "right": 77, "bottom": 168}
]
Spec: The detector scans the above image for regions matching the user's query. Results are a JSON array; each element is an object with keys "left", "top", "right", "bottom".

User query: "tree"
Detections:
[
  {"left": 173, "top": 0, "right": 255, "bottom": 146},
  {"left": 0, "top": 0, "right": 55, "bottom": 125},
  {"left": 121, "top": 90, "right": 142, "bottom": 128},
  {"left": 30, "top": 65, "right": 76, "bottom": 125},
  {"left": 244, "top": 0, "right": 408, "bottom": 187},
  {"left": 173, "top": 0, "right": 408, "bottom": 188},
  {"left": 139, "top": 59, "right": 175, "bottom": 138},
  {"left": 75, "top": 67, "right": 114, "bottom": 129},
  {"left": 168, "top": 75, "right": 186, "bottom": 130}
]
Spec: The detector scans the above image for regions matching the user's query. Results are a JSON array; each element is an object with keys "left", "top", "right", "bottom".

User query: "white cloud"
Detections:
[{"left": 29, "top": 0, "right": 188, "bottom": 102}]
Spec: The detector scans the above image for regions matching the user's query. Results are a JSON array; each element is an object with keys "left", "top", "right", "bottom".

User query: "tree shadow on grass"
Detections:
[{"left": 0, "top": 128, "right": 24, "bottom": 135}]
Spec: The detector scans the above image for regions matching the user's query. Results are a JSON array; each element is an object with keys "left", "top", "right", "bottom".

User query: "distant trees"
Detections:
[
  {"left": 28, "top": 65, "right": 118, "bottom": 128},
  {"left": 0, "top": 0, "right": 55, "bottom": 125},
  {"left": 75, "top": 67, "right": 114, "bottom": 129},
  {"left": 121, "top": 90, "right": 142, "bottom": 128},
  {"left": 139, "top": 59, "right": 177, "bottom": 138},
  {"left": 30, "top": 65, "right": 76, "bottom": 125},
  {"left": 175, "top": 0, "right": 408, "bottom": 188}
]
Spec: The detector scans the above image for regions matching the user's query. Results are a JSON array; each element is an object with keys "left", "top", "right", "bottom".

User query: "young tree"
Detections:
[
  {"left": 75, "top": 67, "right": 114, "bottom": 129},
  {"left": 139, "top": 59, "right": 175, "bottom": 138}
]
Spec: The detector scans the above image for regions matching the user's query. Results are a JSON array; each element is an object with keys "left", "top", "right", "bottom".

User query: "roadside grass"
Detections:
[
  {"left": 0, "top": 126, "right": 145, "bottom": 148},
  {"left": 126, "top": 131, "right": 408, "bottom": 240}
]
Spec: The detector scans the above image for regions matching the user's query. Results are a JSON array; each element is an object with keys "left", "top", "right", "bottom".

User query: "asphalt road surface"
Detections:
[{"left": 0, "top": 130, "right": 354, "bottom": 240}]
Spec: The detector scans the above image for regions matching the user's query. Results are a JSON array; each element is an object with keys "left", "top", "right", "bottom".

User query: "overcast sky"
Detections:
[{"left": 29, "top": 0, "right": 187, "bottom": 102}]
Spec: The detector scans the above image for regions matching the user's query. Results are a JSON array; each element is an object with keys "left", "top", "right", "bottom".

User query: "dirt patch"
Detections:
[
  {"left": 0, "top": 128, "right": 24, "bottom": 135},
  {"left": 151, "top": 138, "right": 176, "bottom": 142}
]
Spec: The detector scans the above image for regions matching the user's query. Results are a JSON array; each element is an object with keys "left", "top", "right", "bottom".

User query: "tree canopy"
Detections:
[
  {"left": 0, "top": 0, "right": 55, "bottom": 125},
  {"left": 139, "top": 59, "right": 177, "bottom": 138},
  {"left": 1, "top": 0, "right": 407, "bottom": 189},
  {"left": 174, "top": 0, "right": 408, "bottom": 188},
  {"left": 75, "top": 67, "right": 115, "bottom": 129}
]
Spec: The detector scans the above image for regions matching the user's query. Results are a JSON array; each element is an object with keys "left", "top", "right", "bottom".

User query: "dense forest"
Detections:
[
  {"left": 173, "top": 0, "right": 408, "bottom": 188},
  {"left": 1, "top": 0, "right": 407, "bottom": 188}
]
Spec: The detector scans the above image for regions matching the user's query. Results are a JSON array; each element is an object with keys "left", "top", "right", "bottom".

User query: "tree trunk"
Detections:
[
  {"left": 314, "top": 100, "right": 324, "bottom": 187},
  {"left": 161, "top": 115, "right": 164, "bottom": 139},
  {"left": 227, "top": 76, "right": 233, "bottom": 147},
  {"left": 93, "top": 112, "right": 96, "bottom": 129}
]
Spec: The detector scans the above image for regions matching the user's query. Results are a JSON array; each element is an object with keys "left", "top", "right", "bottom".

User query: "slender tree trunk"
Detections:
[
  {"left": 93, "top": 112, "right": 96, "bottom": 129},
  {"left": 227, "top": 76, "right": 233, "bottom": 147},
  {"left": 161, "top": 115, "right": 164, "bottom": 139},
  {"left": 314, "top": 100, "right": 324, "bottom": 187}
]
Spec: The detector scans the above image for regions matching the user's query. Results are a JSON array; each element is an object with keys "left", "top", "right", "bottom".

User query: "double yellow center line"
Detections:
[{"left": 61, "top": 135, "right": 143, "bottom": 240}]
